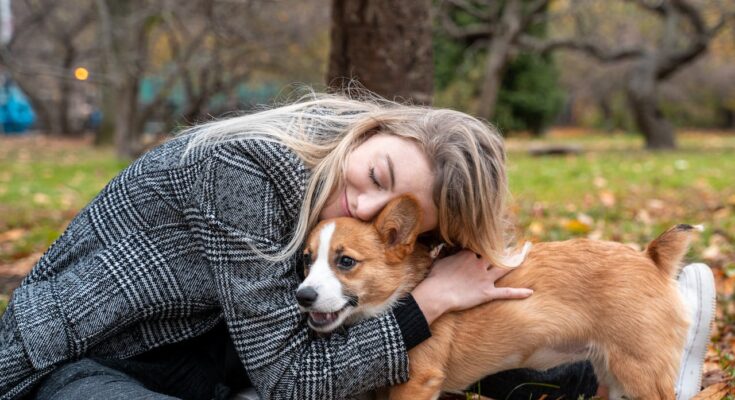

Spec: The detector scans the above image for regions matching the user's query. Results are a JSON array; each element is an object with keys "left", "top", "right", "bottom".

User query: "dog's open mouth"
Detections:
[
  {"left": 309, "top": 311, "right": 340, "bottom": 326},
  {"left": 307, "top": 306, "right": 350, "bottom": 331}
]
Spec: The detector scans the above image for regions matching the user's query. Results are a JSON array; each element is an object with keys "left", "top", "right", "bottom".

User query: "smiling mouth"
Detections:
[{"left": 308, "top": 306, "right": 349, "bottom": 329}]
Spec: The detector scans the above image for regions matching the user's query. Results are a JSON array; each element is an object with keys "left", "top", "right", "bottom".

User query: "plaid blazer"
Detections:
[{"left": 0, "top": 135, "right": 417, "bottom": 399}]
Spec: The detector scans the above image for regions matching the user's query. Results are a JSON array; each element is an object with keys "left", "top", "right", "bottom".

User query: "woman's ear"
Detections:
[{"left": 373, "top": 195, "right": 423, "bottom": 262}]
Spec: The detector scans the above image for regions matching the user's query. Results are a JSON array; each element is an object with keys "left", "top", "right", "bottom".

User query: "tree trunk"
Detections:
[
  {"left": 626, "top": 60, "right": 676, "bottom": 150},
  {"left": 476, "top": 0, "right": 522, "bottom": 121},
  {"left": 113, "top": 83, "right": 139, "bottom": 159},
  {"left": 58, "top": 47, "right": 75, "bottom": 136},
  {"left": 599, "top": 97, "right": 614, "bottom": 132},
  {"left": 476, "top": 38, "right": 512, "bottom": 120},
  {"left": 96, "top": 82, "right": 115, "bottom": 145},
  {"left": 717, "top": 104, "right": 734, "bottom": 130},
  {"left": 327, "top": 0, "right": 433, "bottom": 104}
]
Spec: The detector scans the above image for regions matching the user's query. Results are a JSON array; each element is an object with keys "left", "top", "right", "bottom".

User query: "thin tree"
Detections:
[{"left": 438, "top": 0, "right": 551, "bottom": 120}]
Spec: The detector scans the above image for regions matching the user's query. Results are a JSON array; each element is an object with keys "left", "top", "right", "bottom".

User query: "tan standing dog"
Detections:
[{"left": 295, "top": 195, "right": 692, "bottom": 400}]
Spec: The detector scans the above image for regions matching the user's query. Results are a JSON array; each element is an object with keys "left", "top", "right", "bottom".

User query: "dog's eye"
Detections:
[
  {"left": 337, "top": 256, "right": 357, "bottom": 270},
  {"left": 302, "top": 253, "right": 312, "bottom": 267}
]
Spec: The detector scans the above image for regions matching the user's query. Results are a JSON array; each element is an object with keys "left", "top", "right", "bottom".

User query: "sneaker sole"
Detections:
[{"left": 675, "top": 263, "right": 717, "bottom": 400}]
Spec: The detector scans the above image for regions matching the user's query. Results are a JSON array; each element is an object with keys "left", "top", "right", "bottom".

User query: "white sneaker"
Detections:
[{"left": 675, "top": 263, "right": 717, "bottom": 400}]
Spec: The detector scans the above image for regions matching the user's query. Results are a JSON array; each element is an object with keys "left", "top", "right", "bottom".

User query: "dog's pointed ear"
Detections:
[{"left": 374, "top": 195, "right": 423, "bottom": 263}]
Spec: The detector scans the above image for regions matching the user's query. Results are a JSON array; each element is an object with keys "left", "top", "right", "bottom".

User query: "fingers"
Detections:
[
  {"left": 487, "top": 286, "right": 533, "bottom": 300},
  {"left": 486, "top": 264, "right": 513, "bottom": 280}
]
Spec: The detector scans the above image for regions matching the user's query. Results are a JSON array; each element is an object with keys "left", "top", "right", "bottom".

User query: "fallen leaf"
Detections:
[
  {"left": 691, "top": 382, "right": 729, "bottom": 400},
  {"left": 703, "top": 245, "right": 721, "bottom": 260},
  {"left": 714, "top": 207, "right": 731, "bottom": 220},
  {"left": 593, "top": 176, "right": 607, "bottom": 188},
  {"left": 577, "top": 213, "right": 594, "bottom": 226},
  {"left": 647, "top": 199, "right": 665, "bottom": 211},
  {"left": 599, "top": 190, "right": 616, "bottom": 207},
  {"left": 0, "top": 229, "right": 26, "bottom": 242},
  {"left": 701, "top": 369, "right": 727, "bottom": 387},
  {"left": 564, "top": 218, "right": 592, "bottom": 234},
  {"left": 529, "top": 221, "right": 545, "bottom": 236},
  {"left": 636, "top": 209, "right": 652, "bottom": 225},
  {"left": 33, "top": 193, "right": 50, "bottom": 205}
]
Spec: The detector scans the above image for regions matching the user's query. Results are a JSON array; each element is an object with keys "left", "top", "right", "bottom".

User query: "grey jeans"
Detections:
[
  {"left": 30, "top": 321, "right": 248, "bottom": 400},
  {"left": 30, "top": 358, "right": 178, "bottom": 400}
]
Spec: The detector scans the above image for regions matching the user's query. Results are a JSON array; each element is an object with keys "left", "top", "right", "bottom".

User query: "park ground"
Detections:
[{"left": 0, "top": 130, "right": 733, "bottom": 397}]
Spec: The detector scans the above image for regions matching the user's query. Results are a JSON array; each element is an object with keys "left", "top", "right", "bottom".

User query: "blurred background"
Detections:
[{"left": 0, "top": 0, "right": 733, "bottom": 395}]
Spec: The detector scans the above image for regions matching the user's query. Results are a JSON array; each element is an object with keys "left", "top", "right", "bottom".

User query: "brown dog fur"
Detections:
[{"left": 302, "top": 196, "right": 692, "bottom": 400}]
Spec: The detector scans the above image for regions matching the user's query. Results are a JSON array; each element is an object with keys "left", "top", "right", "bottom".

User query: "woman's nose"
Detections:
[{"left": 354, "top": 193, "right": 389, "bottom": 222}]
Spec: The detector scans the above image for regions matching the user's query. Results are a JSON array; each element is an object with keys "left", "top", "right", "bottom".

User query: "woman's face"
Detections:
[{"left": 319, "top": 133, "right": 438, "bottom": 233}]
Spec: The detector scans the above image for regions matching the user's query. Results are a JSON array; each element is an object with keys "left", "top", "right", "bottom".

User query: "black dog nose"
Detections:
[{"left": 296, "top": 287, "right": 318, "bottom": 307}]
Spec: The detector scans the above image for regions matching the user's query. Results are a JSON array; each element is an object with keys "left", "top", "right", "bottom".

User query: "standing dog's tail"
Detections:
[{"left": 645, "top": 224, "right": 702, "bottom": 277}]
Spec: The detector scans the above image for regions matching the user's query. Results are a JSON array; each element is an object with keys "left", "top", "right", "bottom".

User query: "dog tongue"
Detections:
[{"left": 311, "top": 312, "right": 337, "bottom": 323}]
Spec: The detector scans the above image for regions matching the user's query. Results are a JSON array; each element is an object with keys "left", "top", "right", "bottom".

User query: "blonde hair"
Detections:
[{"left": 183, "top": 90, "right": 512, "bottom": 266}]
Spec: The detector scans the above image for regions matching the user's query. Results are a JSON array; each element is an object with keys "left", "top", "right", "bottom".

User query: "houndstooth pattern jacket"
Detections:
[{"left": 0, "top": 135, "right": 421, "bottom": 399}]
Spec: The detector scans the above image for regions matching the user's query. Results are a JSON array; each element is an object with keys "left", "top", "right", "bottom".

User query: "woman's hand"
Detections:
[{"left": 411, "top": 250, "right": 533, "bottom": 325}]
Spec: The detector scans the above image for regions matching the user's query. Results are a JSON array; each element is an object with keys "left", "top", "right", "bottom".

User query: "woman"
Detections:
[{"left": 0, "top": 92, "right": 706, "bottom": 400}]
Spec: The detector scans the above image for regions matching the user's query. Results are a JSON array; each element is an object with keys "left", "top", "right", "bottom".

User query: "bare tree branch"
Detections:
[
  {"left": 438, "top": 1, "right": 495, "bottom": 41},
  {"left": 518, "top": 35, "right": 646, "bottom": 62},
  {"left": 521, "top": 0, "right": 551, "bottom": 27},
  {"left": 670, "top": 0, "right": 706, "bottom": 34},
  {"left": 444, "top": 0, "right": 495, "bottom": 21},
  {"left": 656, "top": 9, "right": 734, "bottom": 79},
  {"left": 6, "top": 1, "right": 62, "bottom": 49}
]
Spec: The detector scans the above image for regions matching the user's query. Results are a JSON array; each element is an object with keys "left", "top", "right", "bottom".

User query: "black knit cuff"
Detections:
[{"left": 392, "top": 294, "right": 432, "bottom": 350}]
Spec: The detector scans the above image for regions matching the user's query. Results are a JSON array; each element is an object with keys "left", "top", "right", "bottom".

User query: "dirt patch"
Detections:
[{"left": 0, "top": 275, "right": 23, "bottom": 295}]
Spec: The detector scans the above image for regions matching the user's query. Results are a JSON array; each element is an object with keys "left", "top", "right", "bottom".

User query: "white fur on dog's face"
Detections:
[
  {"left": 297, "top": 222, "right": 355, "bottom": 333},
  {"left": 298, "top": 196, "right": 430, "bottom": 334}
]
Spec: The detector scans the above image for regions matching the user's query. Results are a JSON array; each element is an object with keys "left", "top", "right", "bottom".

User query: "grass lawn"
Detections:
[
  {"left": 0, "top": 136, "right": 128, "bottom": 313},
  {"left": 0, "top": 129, "right": 734, "bottom": 394}
]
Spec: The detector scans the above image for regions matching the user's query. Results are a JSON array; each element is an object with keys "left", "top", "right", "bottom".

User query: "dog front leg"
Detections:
[
  {"left": 388, "top": 366, "right": 446, "bottom": 400},
  {"left": 389, "top": 332, "right": 453, "bottom": 400}
]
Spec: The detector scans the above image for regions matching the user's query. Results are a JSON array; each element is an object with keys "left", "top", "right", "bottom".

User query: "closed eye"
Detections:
[{"left": 369, "top": 166, "right": 383, "bottom": 190}]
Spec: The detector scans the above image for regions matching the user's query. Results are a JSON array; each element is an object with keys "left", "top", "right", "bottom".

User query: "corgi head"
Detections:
[{"left": 296, "top": 195, "right": 432, "bottom": 333}]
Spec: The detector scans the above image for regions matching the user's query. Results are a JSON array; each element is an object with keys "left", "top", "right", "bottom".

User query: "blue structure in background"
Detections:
[
  {"left": 0, "top": 76, "right": 278, "bottom": 135},
  {"left": 139, "top": 78, "right": 280, "bottom": 115},
  {"left": 0, "top": 78, "right": 35, "bottom": 134}
]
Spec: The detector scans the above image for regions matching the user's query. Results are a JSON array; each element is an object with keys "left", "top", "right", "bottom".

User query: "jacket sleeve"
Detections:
[{"left": 187, "top": 142, "right": 415, "bottom": 399}]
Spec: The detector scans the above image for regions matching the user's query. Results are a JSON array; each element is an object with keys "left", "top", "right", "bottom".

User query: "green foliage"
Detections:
[
  {"left": 433, "top": 33, "right": 469, "bottom": 92},
  {"left": 494, "top": 53, "right": 565, "bottom": 135},
  {"left": 0, "top": 295, "right": 7, "bottom": 317},
  {"left": 433, "top": 2, "right": 564, "bottom": 135}
]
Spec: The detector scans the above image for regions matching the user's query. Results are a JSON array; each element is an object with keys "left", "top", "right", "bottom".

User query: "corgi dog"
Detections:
[{"left": 296, "top": 195, "right": 692, "bottom": 400}]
